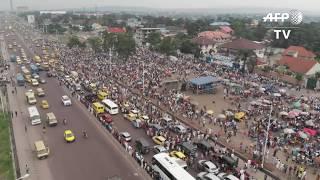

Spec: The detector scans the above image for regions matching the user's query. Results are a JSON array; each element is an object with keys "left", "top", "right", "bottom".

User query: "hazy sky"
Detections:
[{"left": 0, "top": 0, "right": 319, "bottom": 12}]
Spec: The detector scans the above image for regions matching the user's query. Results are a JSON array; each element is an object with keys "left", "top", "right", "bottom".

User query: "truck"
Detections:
[
  {"left": 25, "top": 90, "right": 37, "bottom": 105},
  {"left": 16, "top": 73, "right": 25, "bottom": 86},
  {"left": 10, "top": 55, "right": 16, "bottom": 62}
]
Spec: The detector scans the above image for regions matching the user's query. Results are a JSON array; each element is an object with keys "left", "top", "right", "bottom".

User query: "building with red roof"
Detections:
[
  {"left": 192, "top": 30, "right": 232, "bottom": 54},
  {"left": 219, "top": 26, "right": 233, "bottom": 34},
  {"left": 106, "top": 27, "right": 126, "bottom": 33},
  {"left": 278, "top": 56, "right": 320, "bottom": 76},
  {"left": 282, "top": 46, "right": 316, "bottom": 60}
]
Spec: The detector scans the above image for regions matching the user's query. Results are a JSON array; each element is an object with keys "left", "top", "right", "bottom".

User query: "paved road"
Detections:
[{"left": 1, "top": 19, "right": 151, "bottom": 180}]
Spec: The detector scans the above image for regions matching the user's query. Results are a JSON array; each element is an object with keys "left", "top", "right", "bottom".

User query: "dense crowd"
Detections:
[{"left": 44, "top": 40, "right": 320, "bottom": 180}]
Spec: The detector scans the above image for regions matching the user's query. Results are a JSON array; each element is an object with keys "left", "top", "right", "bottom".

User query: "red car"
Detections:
[{"left": 99, "top": 113, "right": 113, "bottom": 124}]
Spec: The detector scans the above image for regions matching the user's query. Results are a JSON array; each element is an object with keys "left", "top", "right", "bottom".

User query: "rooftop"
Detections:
[
  {"left": 220, "top": 38, "right": 265, "bottom": 50},
  {"left": 282, "top": 46, "right": 316, "bottom": 59},
  {"left": 210, "top": 22, "right": 231, "bottom": 26},
  {"left": 107, "top": 27, "right": 126, "bottom": 33},
  {"left": 198, "top": 31, "right": 231, "bottom": 40},
  {"left": 278, "top": 56, "right": 317, "bottom": 74}
]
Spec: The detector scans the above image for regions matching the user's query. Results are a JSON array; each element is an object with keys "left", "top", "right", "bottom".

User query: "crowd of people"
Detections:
[{"left": 42, "top": 38, "right": 320, "bottom": 180}]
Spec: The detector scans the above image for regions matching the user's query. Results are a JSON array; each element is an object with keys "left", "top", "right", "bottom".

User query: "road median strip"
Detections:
[{"left": 0, "top": 112, "right": 14, "bottom": 180}]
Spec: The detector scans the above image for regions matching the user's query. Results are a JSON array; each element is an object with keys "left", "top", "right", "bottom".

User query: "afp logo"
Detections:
[
  {"left": 263, "top": 10, "right": 303, "bottom": 24},
  {"left": 263, "top": 10, "right": 303, "bottom": 39}
]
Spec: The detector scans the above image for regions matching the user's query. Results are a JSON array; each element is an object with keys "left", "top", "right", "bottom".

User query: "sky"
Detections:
[{"left": 0, "top": 0, "right": 319, "bottom": 13}]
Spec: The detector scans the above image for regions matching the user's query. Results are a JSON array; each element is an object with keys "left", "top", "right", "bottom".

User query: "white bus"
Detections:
[
  {"left": 101, "top": 99, "right": 119, "bottom": 115},
  {"left": 28, "top": 106, "right": 41, "bottom": 125},
  {"left": 152, "top": 153, "right": 195, "bottom": 180}
]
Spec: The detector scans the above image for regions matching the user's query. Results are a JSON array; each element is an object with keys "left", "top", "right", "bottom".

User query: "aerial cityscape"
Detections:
[{"left": 0, "top": 0, "right": 319, "bottom": 180}]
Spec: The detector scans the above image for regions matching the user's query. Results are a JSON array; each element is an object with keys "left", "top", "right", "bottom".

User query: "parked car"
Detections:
[
  {"left": 99, "top": 113, "right": 113, "bottom": 124},
  {"left": 197, "top": 172, "right": 220, "bottom": 180},
  {"left": 198, "top": 160, "right": 219, "bottom": 174},
  {"left": 153, "top": 145, "right": 168, "bottom": 154},
  {"left": 120, "top": 132, "right": 132, "bottom": 142},
  {"left": 172, "top": 124, "right": 187, "bottom": 134}
]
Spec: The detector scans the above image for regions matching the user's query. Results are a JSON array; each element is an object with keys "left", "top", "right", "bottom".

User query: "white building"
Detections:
[
  {"left": 135, "top": 28, "right": 163, "bottom": 46},
  {"left": 40, "top": 11, "right": 67, "bottom": 15},
  {"left": 127, "top": 18, "right": 142, "bottom": 28}
]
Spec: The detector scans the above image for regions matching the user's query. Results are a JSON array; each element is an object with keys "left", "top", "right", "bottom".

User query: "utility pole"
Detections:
[
  {"left": 261, "top": 105, "right": 273, "bottom": 168},
  {"left": 142, "top": 62, "right": 145, "bottom": 94}
]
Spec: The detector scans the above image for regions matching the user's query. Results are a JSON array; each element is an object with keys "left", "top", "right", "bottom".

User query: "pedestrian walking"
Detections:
[
  {"left": 42, "top": 126, "right": 46, "bottom": 134},
  {"left": 25, "top": 124, "right": 27, "bottom": 132},
  {"left": 25, "top": 164, "right": 29, "bottom": 174},
  {"left": 15, "top": 111, "right": 17, "bottom": 117}
]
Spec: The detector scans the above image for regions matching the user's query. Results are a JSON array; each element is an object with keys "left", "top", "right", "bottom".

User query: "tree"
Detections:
[
  {"left": 67, "top": 36, "right": 82, "bottom": 48},
  {"left": 246, "top": 55, "right": 258, "bottom": 73},
  {"left": 146, "top": 32, "right": 161, "bottom": 49},
  {"left": 295, "top": 73, "right": 303, "bottom": 84},
  {"left": 102, "top": 32, "right": 116, "bottom": 51},
  {"left": 70, "top": 25, "right": 80, "bottom": 32},
  {"left": 83, "top": 24, "right": 93, "bottom": 32},
  {"left": 316, "top": 71, "right": 320, "bottom": 79},
  {"left": 114, "top": 33, "right": 136, "bottom": 61},
  {"left": 179, "top": 39, "right": 198, "bottom": 54},
  {"left": 158, "top": 37, "right": 177, "bottom": 56},
  {"left": 87, "top": 37, "right": 102, "bottom": 53},
  {"left": 47, "top": 24, "right": 67, "bottom": 34},
  {"left": 238, "top": 50, "right": 250, "bottom": 74}
]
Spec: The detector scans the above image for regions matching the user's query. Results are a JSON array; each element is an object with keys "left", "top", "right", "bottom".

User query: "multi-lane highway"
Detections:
[{"left": 1, "top": 17, "right": 151, "bottom": 180}]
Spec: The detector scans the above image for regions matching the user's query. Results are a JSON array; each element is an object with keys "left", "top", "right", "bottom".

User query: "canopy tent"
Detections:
[
  {"left": 279, "top": 111, "right": 288, "bottom": 116},
  {"left": 189, "top": 76, "right": 220, "bottom": 86},
  {"left": 206, "top": 110, "right": 214, "bottom": 115},
  {"left": 297, "top": 131, "right": 309, "bottom": 139},
  {"left": 189, "top": 76, "right": 220, "bottom": 94},
  {"left": 303, "top": 128, "right": 317, "bottom": 136},
  {"left": 293, "top": 101, "right": 301, "bottom": 108},
  {"left": 217, "top": 114, "right": 226, "bottom": 119},
  {"left": 283, "top": 128, "right": 295, "bottom": 134},
  {"left": 305, "top": 120, "right": 315, "bottom": 127}
]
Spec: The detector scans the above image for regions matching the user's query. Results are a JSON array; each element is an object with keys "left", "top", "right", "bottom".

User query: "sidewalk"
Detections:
[{"left": 1, "top": 37, "right": 41, "bottom": 180}]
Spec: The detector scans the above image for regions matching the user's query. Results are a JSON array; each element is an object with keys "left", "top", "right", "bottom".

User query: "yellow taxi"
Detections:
[
  {"left": 124, "top": 113, "right": 137, "bottom": 121},
  {"left": 64, "top": 130, "right": 75, "bottom": 142},
  {"left": 25, "top": 75, "right": 32, "bottom": 83},
  {"left": 152, "top": 136, "right": 166, "bottom": 145},
  {"left": 97, "top": 90, "right": 108, "bottom": 100},
  {"left": 170, "top": 151, "right": 186, "bottom": 160},
  {"left": 41, "top": 100, "right": 49, "bottom": 109}
]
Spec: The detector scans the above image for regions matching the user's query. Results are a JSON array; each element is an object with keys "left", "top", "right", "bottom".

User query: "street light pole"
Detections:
[
  {"left": 261, "top": 105, "right": 273, "bottom": 168},
  {"left": 142, "top": 61, "right": 144, "bottom": 94},
  {"left": 16, "top": 173, "right": 30, "bottom": 180}
]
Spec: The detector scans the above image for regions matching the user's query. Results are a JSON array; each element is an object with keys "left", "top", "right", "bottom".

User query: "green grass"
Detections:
[{"left": 0, "top": 113, "right": 14, "bottom": 180}]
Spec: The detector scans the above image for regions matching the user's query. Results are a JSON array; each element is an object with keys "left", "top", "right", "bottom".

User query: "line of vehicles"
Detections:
[{"left": 8, "top": 39, "right": 70, "bottom": 160}]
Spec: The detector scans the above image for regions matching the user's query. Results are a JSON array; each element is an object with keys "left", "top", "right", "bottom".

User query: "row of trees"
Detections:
[
  {"left": 67, "top": 32, "right": 136, "bottom": 60},
  {"left": 147, "top": 32, "right": 201, "bottom": 57}
]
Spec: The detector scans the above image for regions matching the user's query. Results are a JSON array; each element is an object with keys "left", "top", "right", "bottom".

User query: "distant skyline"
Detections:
[{"left": 0, "top": 0, "right": 319, "bottom": 14}]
